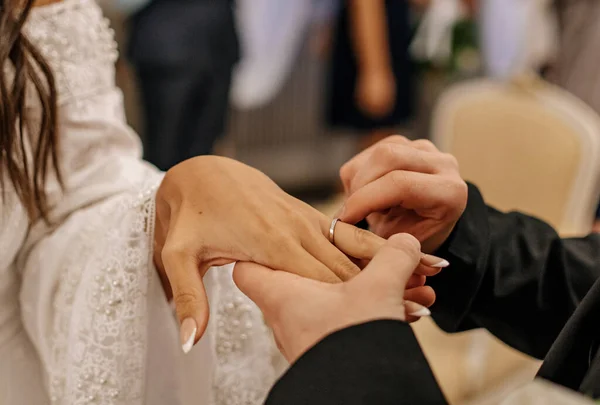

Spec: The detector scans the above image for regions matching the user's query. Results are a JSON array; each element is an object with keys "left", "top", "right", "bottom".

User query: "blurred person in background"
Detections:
[
  {"left": 127, "top": 0, "right": 238, "bottom": 170},
  {"left": 479, "top": 0, "right": 558, "bottom": 80},
  {"left": 325, "top": 0, "right": 417, "bottom": 152}
]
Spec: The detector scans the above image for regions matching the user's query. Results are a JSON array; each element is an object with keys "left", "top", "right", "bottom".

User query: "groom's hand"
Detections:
[
  {"left": 233, "top": 234, "right": 438, "bottom": 363},
  {"left": 338, "top": 136, "right": 468, "bottom": 253}
]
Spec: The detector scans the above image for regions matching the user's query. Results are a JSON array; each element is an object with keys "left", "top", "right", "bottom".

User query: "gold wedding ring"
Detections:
[{"left": 329, "top": 218, "right": 340, "bottom": 244}]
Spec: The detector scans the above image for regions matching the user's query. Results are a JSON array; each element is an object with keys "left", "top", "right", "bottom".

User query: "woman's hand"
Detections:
[
  {"left": 154, "top": 156, "right": 389, "bottom": 351},
  {"left": 233, "top": 233, "right": 435, "bottom": 363},
  {"left": 339, "top": 136, "right": 468, "bottom": 253}
]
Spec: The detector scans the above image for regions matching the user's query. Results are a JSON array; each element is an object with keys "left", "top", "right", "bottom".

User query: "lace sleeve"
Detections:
[
  {"left": 19, "top": 171, "right": 287, "bottom": 405},
  {"left": 18, "top": 173, "right": 162, "bottom": 405},
  {"left": 208, "top": 267, "right": 287, "bottom": 405}
]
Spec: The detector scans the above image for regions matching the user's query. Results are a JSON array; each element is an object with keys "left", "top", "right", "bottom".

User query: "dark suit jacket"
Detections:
[
  {"left": 127, "top": 0, "right": 238, "bottom": 69},
  {"left": 264, "top": 183, "right": 600, "bottom": 404}
]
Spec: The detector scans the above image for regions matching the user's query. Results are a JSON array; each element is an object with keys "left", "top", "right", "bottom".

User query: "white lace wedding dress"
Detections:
[{"left": 0, "top": 1, "right": 283, "bottom": 404}]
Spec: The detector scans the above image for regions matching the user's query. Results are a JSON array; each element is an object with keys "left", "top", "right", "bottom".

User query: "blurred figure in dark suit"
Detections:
[{"left": 128, "top": 0, "right": 238, "bottom": 170}]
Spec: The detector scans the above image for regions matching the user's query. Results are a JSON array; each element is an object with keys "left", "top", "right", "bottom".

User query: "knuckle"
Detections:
[
  {"left": 442, "top": 153, "right": 459, "bottom": 169},
  {"left": 385, "top": 134, "right": 408, "bottom": 144},
  {"left": 389, "top": 170, "right": 408, "bottom": 189},
  {"left": 161, "top": 243, "right": 192, "bottom": 266},
  {"left": 352, "top": 227, "right": 383, "bottom": 256},
  {"left": 173, "top": 290, "right": 201, "bottom": 311},
  {"left": 453, "top": 178, "right": 468, "bottom": 195},
  {"left": 339, "top": 163, "right": 356, "bottom": 194},
  {"left": 412, "top": 139, "right": 437, "bottom": 151},
  {"left": 449, "top": 180, "right": 469, "bottom": 212},
  {"left": 333, "top": 257, "right": 360, "bottom": 280},
  {"left": 352, "top": 226, "right": 370, "bottom": 246},
  {"left": 374, "top": 142, "right": 398, "bottom": 164},
  {"left": 339, "top": 162, "right": 351, "bottom": 183}
]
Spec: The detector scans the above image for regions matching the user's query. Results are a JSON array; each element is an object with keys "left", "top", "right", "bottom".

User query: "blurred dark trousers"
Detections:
[
  {"left": 128, "top": 0, "right": 238, "bottom": 171},
  {"left": 136, "top": 65, "right": 233, "bottom": 171}
]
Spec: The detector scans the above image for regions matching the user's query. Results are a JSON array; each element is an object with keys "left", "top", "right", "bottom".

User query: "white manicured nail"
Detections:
[
  {"left": 409, "top": 307, "right": 431, "bottom": 317},
  {"left": 180, "top": 318, "right": 197, "bottom": 354},
  {"left": 421, "top": 254, "right": 450, "bottom": 268}
]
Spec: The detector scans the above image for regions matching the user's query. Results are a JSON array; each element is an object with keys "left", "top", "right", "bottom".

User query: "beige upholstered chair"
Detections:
[
  {"left": 413, "top": 76, "right": 600, "bottom": 404},
  {"left": 432, "top": 76, "right": 600, "bottom": 235}
]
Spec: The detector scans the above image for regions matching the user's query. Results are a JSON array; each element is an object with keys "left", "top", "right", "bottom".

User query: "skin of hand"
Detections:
[
  {"left": 338, "top": 136, "right": 468, "bottom": 254},
  {"left": 233, "top": 233, "right": 440, "bottom": 363},
  {"left": 153, "top": 155, "right": 430, "bottom": 352}
]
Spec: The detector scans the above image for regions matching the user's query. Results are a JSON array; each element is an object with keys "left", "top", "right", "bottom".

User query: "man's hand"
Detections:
[
  {"left": 233, "top": 234, "right": 439, "bottom": 363},
  {"left": 339, "top": 136, "right": 468, "bottom": 253}
]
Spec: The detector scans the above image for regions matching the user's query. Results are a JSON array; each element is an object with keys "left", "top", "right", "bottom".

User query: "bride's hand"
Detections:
[{"left": 154, "top": 156, "right": 386, "bottom": 351}]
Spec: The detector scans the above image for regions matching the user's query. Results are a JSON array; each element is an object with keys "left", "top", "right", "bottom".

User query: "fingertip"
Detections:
[
  {"left": 180, "top": 317, "right": 197, "bottom": 354},
  {"left": 180, "top": 307, "right": 210, "bottom": 354},
  {"left": 421, "top": 254, "right": 450, "bottom": 269},
  {"left": 337, "top": 193, "right": 362, "bottom": 225},
  {"left": 405, "top": 301, "right": 431, "bottom": 318},
  {"left": 172, "top": 282, "right": 210, "bottom": 350}
]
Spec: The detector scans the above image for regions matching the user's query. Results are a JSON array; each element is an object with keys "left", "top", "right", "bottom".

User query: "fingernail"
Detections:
[
  {"left": 405, "top": 301, "right": 432, "bottom": 318},
  {"left": 421, "top": 254, "right": 449, "bottom": 268},
  {"left": 180, "top": 318, "right": 197, "bottom": 354},
  {"left": 409, "top": 306, "right": 432, "bottom": 317},
  {"left": 334, "top": 205, "right": 345, "bottom": 219}
]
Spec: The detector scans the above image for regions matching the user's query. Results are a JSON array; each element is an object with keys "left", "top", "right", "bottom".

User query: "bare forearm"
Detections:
[{"left": 348, "top": 0, "right": 392, "bottom": 74}]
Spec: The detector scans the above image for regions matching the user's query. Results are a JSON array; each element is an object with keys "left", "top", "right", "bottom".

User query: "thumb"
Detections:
[
  {"left": 233, "top": 262, "right": 297, "bottom": 317},
  {"left": 350, "top": 233, "right": 422, "bottom": 293},
  {"left": 162, "top": 248, "right": 209, "bottom": 354}
]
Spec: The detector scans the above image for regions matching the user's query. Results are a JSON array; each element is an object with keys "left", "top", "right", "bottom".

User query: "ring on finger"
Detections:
[{"left": 328, "top": 218, "right": 340, "bottom": 244}]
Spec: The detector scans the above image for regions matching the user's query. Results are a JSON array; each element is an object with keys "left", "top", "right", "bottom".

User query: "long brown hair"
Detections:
[{"left": 0, "top": 0, "right": 60, "bottom": 222}]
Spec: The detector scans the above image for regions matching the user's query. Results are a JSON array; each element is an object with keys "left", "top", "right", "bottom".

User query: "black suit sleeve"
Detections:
[
  {"left": 265, "top": 320, "right": 447, "bottom": 405},
  {"left": 429, "top": 183, "right": 600, "bottom": 359}
]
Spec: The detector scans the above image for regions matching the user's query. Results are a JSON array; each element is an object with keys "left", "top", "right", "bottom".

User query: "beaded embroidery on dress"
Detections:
[{"left": 0, "top": 1, "right": 284, "bottom": 404}]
